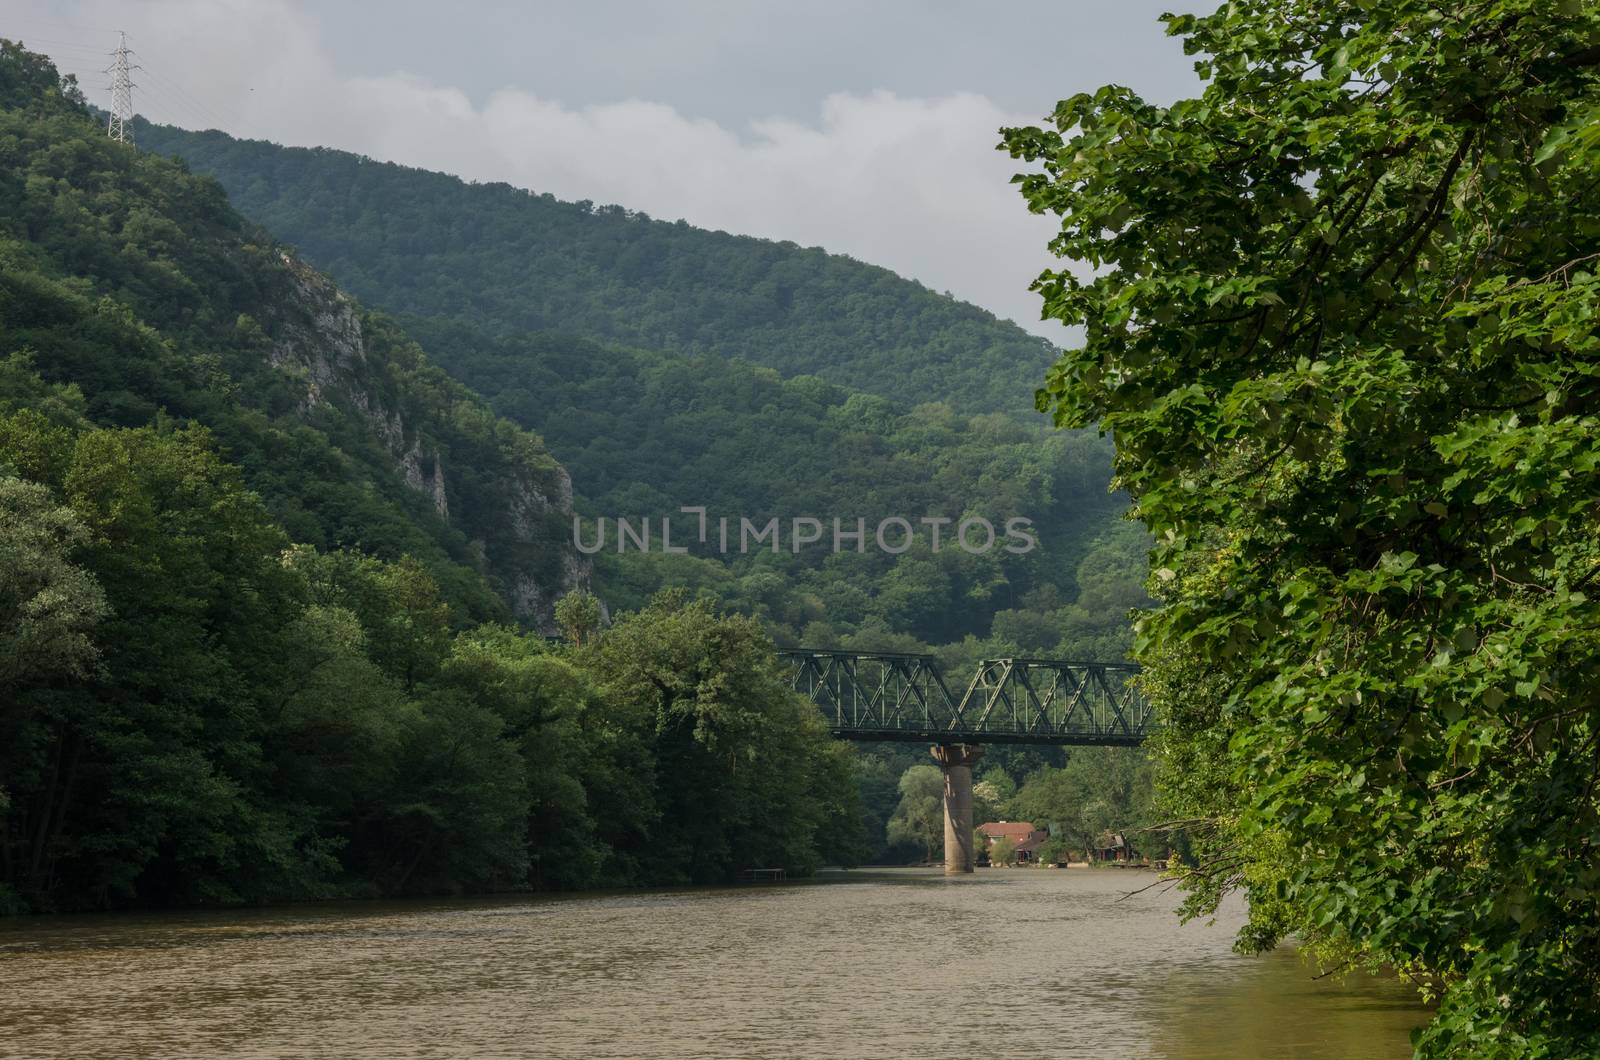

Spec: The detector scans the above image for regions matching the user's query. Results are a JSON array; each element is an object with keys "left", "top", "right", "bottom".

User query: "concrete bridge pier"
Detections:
[{"left": 930, "top": 743, "right": 984, "bottom": 874}]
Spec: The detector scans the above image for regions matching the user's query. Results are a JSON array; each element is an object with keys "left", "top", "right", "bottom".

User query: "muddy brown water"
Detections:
[{"left": 0, "top": 867, "right": 1428, "bottom": 1059}]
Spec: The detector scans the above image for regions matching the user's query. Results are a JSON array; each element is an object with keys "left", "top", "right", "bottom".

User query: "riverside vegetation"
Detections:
[{"left": 1003, "top": 0, "right": 1600, "bottom": 1053}]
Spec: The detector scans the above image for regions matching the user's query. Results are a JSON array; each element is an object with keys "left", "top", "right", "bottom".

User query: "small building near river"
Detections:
[
  {"left": 977, "top": 820, "right": 1051, "bottom": 863},
  {"left": 1092, "top": 831, "right": 1137, "bottom": 863}
]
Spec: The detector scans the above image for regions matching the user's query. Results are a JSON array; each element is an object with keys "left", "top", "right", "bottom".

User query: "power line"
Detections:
[
  {"left": 2, "top": 13, "right": 106, "bottom": 37},
  {"left": 50, "top": 51, "right": 231, "bottom": 131},
  {"left": 119, "top": 73, "right": 206, "bottom": 130},
  {"left": 138, "top": 57, "right": 243, "bottom": 131},
  {"left": 8, "top": 33, "right": 106, "bottom": 53}
]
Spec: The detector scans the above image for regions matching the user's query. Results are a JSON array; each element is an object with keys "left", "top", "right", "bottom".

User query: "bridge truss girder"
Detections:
[{"left": 779, "top": 650, "right": 1151, "bottom": 746}]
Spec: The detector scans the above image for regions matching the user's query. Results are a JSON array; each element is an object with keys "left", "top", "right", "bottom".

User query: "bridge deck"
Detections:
[{"left": 779, "top": 650, "right": 1152, "bottom": 747}]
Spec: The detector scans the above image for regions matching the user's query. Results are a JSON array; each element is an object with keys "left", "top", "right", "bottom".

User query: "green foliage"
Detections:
[
  {"left": 1034, "top": 837, "right": 1072, "bottom": 867},
  {"left": 353, "top": 316, "right": 1139, "bottom": 652},
  {"left": 0, "top": 40, "right": 1157, "bottom": 916},
  {"left": 853, "top": 751, "right": 910, "bottom": 863},
  {"left": 885, "top": 763, "right": 945, "bottom": 864},
  {"left": 395, "top": 320, "right": 1084, "bottom": 517},
  {"left": 131, "top": 117, "right": 1150, "bottom": 658},
  {"left": 285, "top": 547, "right": 455, "bottom": 693},
  {"left": 0, "top": 45, "right": 865, "bottom": 912},
  {"left": 1011, "top": 748, "right": 1154, "bottom": 858},
  {"left": 580, "top": 590, "right": 863, "bottom": 880},
  {"left": 0, "top": 473, "right": 107, "bottom": 687},
  {"left": 1003, "top": 0, "right": 1600, "bottom": 1052},
  {"left": 0, "top": 40, "right": 572, "bottom": 624},
  {"left": 975, "top": 766, "right": 1018, "bottom": 807},
  {"left": 555, "top": 589, "right": 603, "bottom": 647},
  {"left": 1, "top": 414, "right": 321, "bottom": 906},
  {"left": 0, "top": 414, "right": 865, "bottom": 907},
  {"left": 135, "top": 124, "right": 1058, "bottom": 414}
]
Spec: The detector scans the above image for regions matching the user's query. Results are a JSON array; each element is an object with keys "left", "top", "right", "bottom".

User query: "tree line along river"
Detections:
[{"left": 0, "top": 868, "right": 1428, "bottom": 1059}]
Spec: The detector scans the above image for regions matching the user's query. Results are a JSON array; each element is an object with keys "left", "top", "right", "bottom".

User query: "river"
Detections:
[{"left": 0, "top": 868, "right": 1427, "bottom": 1059}]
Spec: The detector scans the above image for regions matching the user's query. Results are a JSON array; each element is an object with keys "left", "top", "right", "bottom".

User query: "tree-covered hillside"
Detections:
[
  {"left": 0, "top": 48, "right": 587, "bottom": 626},
  {"left": 134, "top": 122, "right": 1145, "bottom": 660},
  {"left": 401, "top": 317, "right": 1142, "bottom": 656},
  {"left": 136, "top": 123, "right": 1058, "bottom": 413},
  {"left": 1, "top": 43, "right": 863, "bottom": 913},
  {"left": 130, "top": 83, "right": 1151, "bottom": 870}
]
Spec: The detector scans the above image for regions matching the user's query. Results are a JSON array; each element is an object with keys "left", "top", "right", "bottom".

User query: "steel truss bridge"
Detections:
[{"left": 778, "top": 649, "right": 1151, "bottom": 746}]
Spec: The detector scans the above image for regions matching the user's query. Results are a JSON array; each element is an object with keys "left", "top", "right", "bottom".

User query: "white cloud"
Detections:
[{"left": 11, "top": 0, "right": 1075, "bottom": 340}]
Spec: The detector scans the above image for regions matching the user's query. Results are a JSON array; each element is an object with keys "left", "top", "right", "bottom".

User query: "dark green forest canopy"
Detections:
[
  {"left": 135, "top": 122, "right": 1059, "bottom": 414},
  {"left": 1003, "top": 0, "right": 1600, "bottom": 1054}
]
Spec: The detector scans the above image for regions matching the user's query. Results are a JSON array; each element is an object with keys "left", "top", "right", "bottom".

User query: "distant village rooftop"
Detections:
[{"left": 976, "top": 820, "right": 1040, "bottom": 840}]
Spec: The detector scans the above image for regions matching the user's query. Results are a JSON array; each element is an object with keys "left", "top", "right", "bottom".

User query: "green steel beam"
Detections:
[{"left": 778, "top": 649, "right": 1152, "bottom": 746}]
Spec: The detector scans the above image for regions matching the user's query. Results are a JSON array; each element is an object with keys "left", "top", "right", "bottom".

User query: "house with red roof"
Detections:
[{"left": 977, "top": 820, "right": 1052, "bottom": 864}]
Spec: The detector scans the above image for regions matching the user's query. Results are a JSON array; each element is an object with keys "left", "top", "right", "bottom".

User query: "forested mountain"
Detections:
[
  {"left": 138, "top": 121, "right": 1145, "bottom": 661},
  {"left": 0, "top": 39, "right": 1152, "bottom": 913},
  {"left": 134, "top": 118, "right": 1151, "bottom": 854},
  {"left": 401, "top": 317, "right": 1141, "bottom": 656},
  {"left": 1, "top": 44, "right": 861, "bottom": 911},
  {"left": 136, "top": 123, "right": 1059, "bottom": 414}
]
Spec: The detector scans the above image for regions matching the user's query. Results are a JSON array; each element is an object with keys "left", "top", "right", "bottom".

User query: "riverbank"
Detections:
[{"left": 0, "top": 867, "right": 1427, "bottom": 1059}]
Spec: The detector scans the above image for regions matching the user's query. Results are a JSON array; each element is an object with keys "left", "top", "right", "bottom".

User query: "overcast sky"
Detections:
[{"left": 6, "top": 1, "right": 1206, "bottom": 340}]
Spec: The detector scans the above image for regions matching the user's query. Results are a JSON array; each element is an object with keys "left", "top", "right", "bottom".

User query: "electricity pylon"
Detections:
[{"left": 105, "top": 31, "right": 138, "bottom": 145}]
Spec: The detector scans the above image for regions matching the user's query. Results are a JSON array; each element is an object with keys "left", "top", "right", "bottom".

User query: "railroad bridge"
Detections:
[{"left": 778, "top": 649, "right": 1152, "bottom": 876}]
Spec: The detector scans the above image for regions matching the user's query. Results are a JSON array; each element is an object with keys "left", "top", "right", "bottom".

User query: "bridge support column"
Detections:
[{"left": 931, "top": 743, "right": 983, "bottom": 875}]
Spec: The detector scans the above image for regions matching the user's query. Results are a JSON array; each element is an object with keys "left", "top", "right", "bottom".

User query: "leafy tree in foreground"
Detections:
[
  {"left": 555, "top": 589, "right": 604, "bottom": 647},
  {"left": 1003, "top": 1, "right": 1600, "bottom": 1054},
  {"left": 579, "top": 590, "right": 863, "bottom": 882},
  {"left": 0, "top": 475, "right": 107, "bottom": 690},
  {"left": 886, "top": 763, "right": 945, "bottom": 864}
]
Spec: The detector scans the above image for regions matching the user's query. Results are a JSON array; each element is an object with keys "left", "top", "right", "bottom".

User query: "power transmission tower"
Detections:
[{"left": 105, "top": 31, "right": 139, "bottom": 146}]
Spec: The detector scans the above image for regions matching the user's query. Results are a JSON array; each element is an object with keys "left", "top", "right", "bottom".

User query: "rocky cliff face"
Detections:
[
  {"left": 505, "top": 468, "right": 587, "bottom": 622},
  {"left": 265, "top": 253, "right": 590, "bottom": 631}
]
